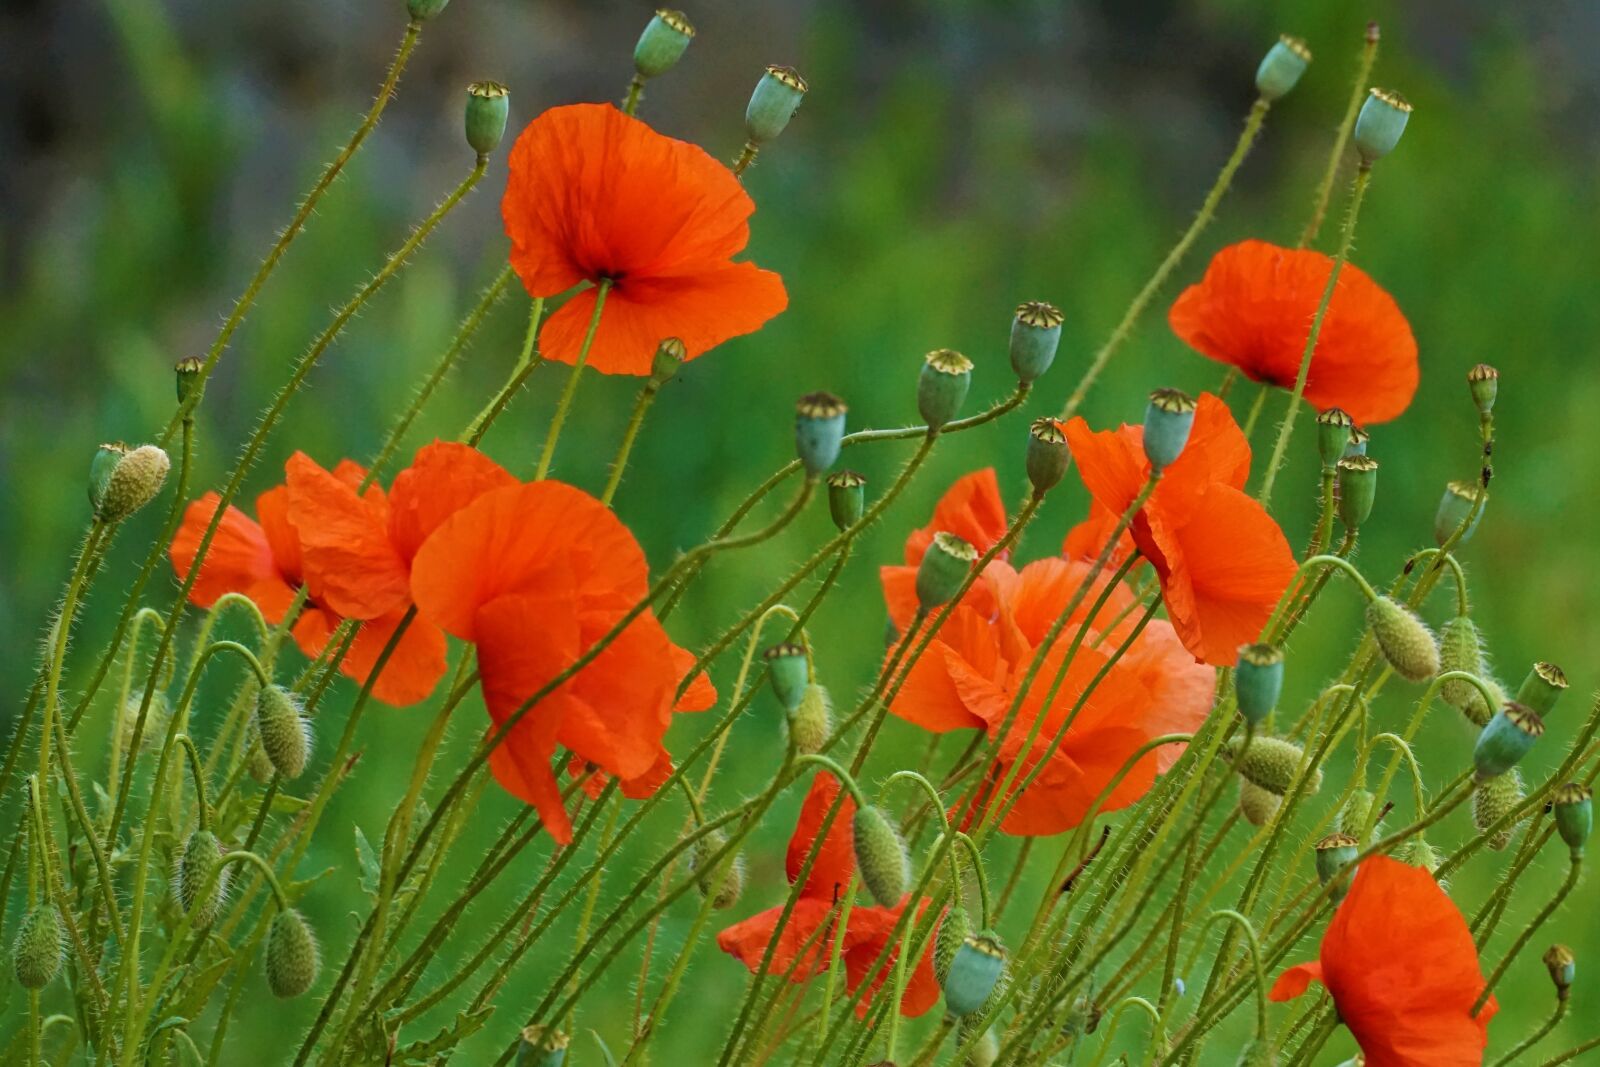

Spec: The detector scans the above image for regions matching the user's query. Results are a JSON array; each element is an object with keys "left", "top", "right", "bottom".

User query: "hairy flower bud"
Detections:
[
  {"left": 1399, "top": 835, "right": 1446, "bottom": 885},
  {"left": 1237, "top": 779, "right": 1281, "bottom": 827},
  {"left": 1473, "top": 768, "right": 1526, "bottom": 850},
  {"left": 1227, "top": 735, "right": 1321, "bottom": 797},
  {"left": 916, "top": 532, "right": 977, "bottom": 612},
  {"left": 1354, "top": 87, "right": 1412, "bottom": 164},
  {"left": 1544, "top": 944, "right": 1576, "bottom": 1000},
  {"left": 826, "top": 470, "right": 866, "bottom": 531},
  {"left": 464, "top": 81, "right": 510, "bottom": 157},
  {"left": 1467, "top": 363, "right": 1499, "bottom": 417},
  {"left": 1009, "top": 301, "right": 1063, "bottom": 383},
  {"left": 762, "top": 643, "right": 808, "bottom": 713},
  {"left": 1551, "top": 783, "right": 1593, "bottom": 858},
  {"left": 1473, "top": 703, "right": 1543, "bottom": 780},
  {"left": 852, "top": 805, "right": 910, "bottom": 906},
  {"left": 1336, "top": 789, "right": 1380, "bottom": 843},
  {"left": 1143, "top": 388, "right": 1197, "bottom": 471},
  {"left": 794, "top": 392, "right": 847, "bottom": 477},
  {"left": 90, "top": 442, "right": 171, "bottom": 523},
  {"left": 1365, "top": 595, "right": 1439, "bottom": 682},
  {"left": 1433, "top": 481, "right": 1485, "bottom": 547},
  {"left": 919, "top": 349, "right": 974, "bottom": 433},
  {"left": 1315, "top": 408, "right": 1354, "bottom": 469},
  {"left": 1336, "top": 455, "right": 1379, "bottom": 529},
  {"left": 177, "top": 829, "right": 229, "bottom": 927},
  {"left": 944, "top": 931, "right": 1006, "bottom": 1017},
  {"left": 966, "top": 1027, "right": 1000, "bottom": 1067},
  {"left": 788, "top": 683, "right": 831, "bottom": 755},
  {"left": 633, "top": 9, "right": 694, "bottom": 79},
  {"left": 691, "top": 828, "right": 746, "bottom": 910},
  {"left": 1255, "top": 35, "right": 1311, "bottom": 101},
  {"left": 1235, "top": 644, "right": 1284, "bottom": 727},
  {"left": 256, "top": 684, "right": 311, "bottom": 780},
  {"left": 1438, "top": 616, "right": 1494, "bottom": 726},
  {"left": 1025, "top": 418, "right": 1071, "bottom": 495},
  {"left": 935, "top": 904, "right": 972, "bottom": 984},
  {"left": 266, "top": 908, "right": 320, "bottom": 998},
  {"left": 1515, "top": 661, "right": 1568, "bottom": 718},
  {"left": 745, "top": 65, "right": 808, "bottom": 145},
  {"left": 12, "top": 904, "right": 63, "bottom": 989}
]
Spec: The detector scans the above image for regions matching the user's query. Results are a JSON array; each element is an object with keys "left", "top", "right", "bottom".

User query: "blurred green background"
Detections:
[{"left": 4, "top": 0, "right": 1599, "bottom": 1062}]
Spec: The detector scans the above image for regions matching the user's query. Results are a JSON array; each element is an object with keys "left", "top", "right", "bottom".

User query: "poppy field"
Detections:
[{"left": 4, "top": 3, "right": 1600, "bottom": 1065}]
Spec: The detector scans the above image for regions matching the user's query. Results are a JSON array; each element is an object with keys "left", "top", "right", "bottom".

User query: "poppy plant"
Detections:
[
  {"left": 502, "top": 102, "right": 788, "bottom": 376},
  {"left": 1063, "top": 393, "right": 1297, "bottom": 666},
  {"left": 1168, "top": 239, "right": 1418, "bottom": 425},
  {"left": 1270, "top": 856, "right": 1497, "bottom": 1066}
]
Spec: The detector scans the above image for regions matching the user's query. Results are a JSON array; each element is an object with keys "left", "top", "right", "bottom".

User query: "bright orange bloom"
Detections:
[
  {"left": 1063, "top": 394, "right": 1296, "bottom": 666},
  {"left": 880, "top": 471, "right": 1212, "bottom": 835},
  {"left": 408, "top": 474, "right": 712, "bottom": 844},
  {"left": 170, "top": 459, "right": 448, "bottom": 707},
  {"left": 1169, "top": 240, "right": 1418, "bottom": 425},
  {"left": 1270, "top": 857, "right": 1497, "bottom": 1066},
  {"left": 502, "top": 103, "right": 788, "bottom": 376},
  {"left": 716, "top": 774, "right": 940, "bottom": 1017}
]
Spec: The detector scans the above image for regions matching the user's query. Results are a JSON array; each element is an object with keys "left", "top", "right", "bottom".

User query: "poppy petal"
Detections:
[
  {"left": 788, "top": 773, "right": 858, "bottom": 902},
  {"left": 284, "top": 452, "right": 410, "bottom": 621},
  {"left": 1268, "top": 962, "right": 1324, "bottom": 1002},
  {"left": 387, "top": 441, "right": 517, "bottom": 563},
  {"left": 337, "top": 611, "right": 449, "bottom": 708},
  {"left": 170, "top": 493, "right": 282, "bottom": 611}
]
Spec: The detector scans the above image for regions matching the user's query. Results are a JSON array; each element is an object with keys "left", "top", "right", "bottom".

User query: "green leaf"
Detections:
[
  {"left": 355, "top": 825, "right": 381, "bottom": 897},
  {"left": 591, "top": 1030, "right": 621, "bottom": 1067}
]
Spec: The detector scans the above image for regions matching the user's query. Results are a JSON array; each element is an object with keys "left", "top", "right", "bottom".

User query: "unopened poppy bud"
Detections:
[
  {"left": 1062, "top": 994, "right": 1101, "bottom": 1037},
  {"left": 1473, "top": 702, "right": 1543, "bottom": 780},
  {"left": 1343, "top": 425, "right": 1370, "bottom": 458},
  {"left": 174, "top": 356, "right": 204, "bottom": 404},
  {"left": 919, "top": 349, "right": 974, "bottom": 433},
  {"left": 794, "top": 392, "right": 847, "bottom": 478},
  {"left": 1143, "top": 388, "right": 1197, "bottom": 471},
  {"left": 1235, "top": 644, "right": 1284, "bottom": 727},
  {"left": 762, "top": 643, "right": 808, "bottom": 712},
  {"left": 1551, "top": 783, "right": 1592, "bottom": 857},
  {"left": 826, "top": 470, "right": 866, "bottom": 532},
  {"left": 1433, "top": 481, "right": 1485, "bottom": 547},
  {"left": 1438, "top": 616, "right": 1493, "bottom": 726},
  {"left": 177, "top": 829, "right": 229, "bottom": 927},
  {"left": 1255, "top": 35, "right": 1311, "bottom": 101},
  {"left": 1009, "top": 300, "right": 1063, "bottom": 383},
  {"left": 1467, "top": 363, "right": 1499, "bottom": 417},
  {"left": 1315, "top": 408, "right": 1354, "bottom": 469},
  {"left": 515, "top": 1025, "right": 571, "bottom": 1067},
  {"left": 1227, "top": 735, "right": 1321, "bottom": 797},
  {"left": 944, "top": 931, "right": 1006, "bottom": 1017},
  {"left": 265, "top": 908, "right": 320, "bottom": 997},
  {"left": 245, "top": 719, "right": 277, "bottom": 784},
  {"left": 464, "top": 81, "right": 510, "bottom": 156},
  {"left": 1336, "top": 455, "right": 1378, "bottom": 529},
  {"left": 1238, "top": 779, "right": 1282, "bottom": 827},
  {"left": 650, "top": 337, "right": 686, "bottom": 386},
  {"left": 852, "top": 805, "right": 910, "bottom": 906},
  {"left": 1336, "top": 789, "right": 1380, "bottom": 843},
  {"left": 745, "top": 65, "right": 808, "bottom": 145},
  {"left": 12, "top": 904, "right": 63, "bottom": 989},
  {"left": 1025, "top": 418, "right": 1070, "bottom": 495},
  {"left": 406, "top": 0, "right": 450, "bottom": 22},
  {"left": 1473, "top": 769, "right": 1526, "bottom": 850},
  {"left": 633, "top": 9, "right": 694, "bottom": 79},
  {"left": 1515, "top": 661, "right": 1568, "bottom": 718},
  {"left": 916, "top": 532, "right": 978, "bottom": 612},
  {"left": 1544, "top": 944, "right": 1576, "bottom": 999},
  {"left": 691, "top": 828, "right": 746, "bottom": 909},
  {"left": 1236, "top": 1038, "right": 1278, "bottom": 1067},
  {"left": 935, "top": 904, "right": 972, "bottom": 984},
  {"left": 1354, "top": 87, "right": 1412, "bottom": 164},
  {"left": 90, "top": 442, "right": 171, "bottom": 523},
  {"left": 1364, "top": 595, "right": 1439, "bottom": 682},
  {"left": 788, "top": 683, "right": 831, "bottom": 755},
  {"left": 256, "top": 684, "right": 311, "bottom": 780},
  {"left": 1315, "top": 833, "right": 1361, "bottom": 902},
  {"left": 967, "top": 1027, "right": 1000, "bottom": 1067},
  {"left": 1399, "top": 835, "right": 1445, "bottom": 882}
]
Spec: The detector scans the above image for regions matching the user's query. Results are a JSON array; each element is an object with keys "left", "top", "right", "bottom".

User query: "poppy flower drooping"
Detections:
[
  {"left": 1168, "top": 239, "right": 1418, "bottom": 425},
  {"left": 1270, "top": 857, "right": 1497, "bottom": 1066},
  {"left": 1064, "top": 393, "right": 1297, "bottom": 666},
  {"left": 502, "top": 103, "right": 788, "bottom": 375}
]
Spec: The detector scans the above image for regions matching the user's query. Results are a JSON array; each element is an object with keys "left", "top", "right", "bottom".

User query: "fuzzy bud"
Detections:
[
  {"left": 935, "top": 904, "right": 972, "bottom": 985},
  {"left": 794, "top": 392, "right": 847, "bottom": 478},
  {"left": 1433, "top": 481, "right": 1485, "bottom": 547},
  {"left": 1515, "top": 661, "right": 1568, "bottom": 718},
  {"left": 1237, "top": 1039, "right": 1278, "bottom": 1067},
  {"left": 745, "top": 65, "right": 808, "bottom": 145},
  {"left": 1544, "top": 944, "right": 1576, "bottom": 1000},
  {"left": 1227, "top": 735, "right": 1321, "bottom": 797},
  {"left": 177, "top": 829, "right": 229, "bottom": 927},
  {"left": 1025, "top": 418, "right": 1071, "bottom": 495},
  {"left": 919, "top": 349, "right": 974, "bottom": 433},
  {"left": 1336, "top": 455, "right": 1379, "bottom": 529},
  {"left": 1473, "top": 769, "right": 1526, "bottom": 850},
  {"left": 852, "top": 805, "right": 910, "bottom": 906},
  {"left": 12, "top": 904, "right": 63, "bottom": 989},
  {"left": 174, "top": 356, "right": 205, "bottom": 404},
  {"left": 1315, "top": 833, "right": 1360, "bottom": 902},
  {"left": 255, "top": 684, "right": 311, "bottom": 780},
  {"left": 1399, "top": 835, "right": 1446, "bottom": 883},
  {"left": 633, "top": 9, "right": 695, "bottom": 79},
  {"left": 1238, "top": 779, "right": 1282, "bottom": 827},
  {"left": 245, "top": 718, "right": 278, "bottom": 784},
  {"left": 1551, "top": 783, "right": 1592, "bottom": 858},
  {"left": 1143, "top": 388, "right": 1197, "bottom": 471},
  {"left": 90, "top": 442, "right": 171, "bottom": 523},
  {"left": 464, "top": 81, "right": 510, "bottom": 156},
  {"left": 266, "top": 908, "right": 320, "bottom": 997},
  {"left": 826, "top": 470, "right": 866, "bottom": 531},
  {"left": 1467, "top": 364, "right": 1499, "bottom": 417},
  {"left": 1438, "top": 616, "right": 1493, "bottom": 726},
  {"left": 1315, "top": 408, "right": 1354, "bottom": 469},
  {"left": 1336, "top": 789, "right": 1380, "bottom": 843},
  {"left": 966, "top": 1027, "right": 1000, "bottom": 1067},
  {"left": 117, "top": 689, "right": 172, "bottom": 760},
  {"left": 1009, "top": 301, "right": 1063, "bottom": 383},
  {"left": 691, "top": 828, "right": 746, "bottom": 910},
  {"left": 944, "top": 931, "right": 1006, "bottom": 1018},
  {"left": 1364, "top": 595, "right": 1439, "bottom": 682},
  {"left": 515, "top": 1025, "right": 571, "bottom": 1067},
  {"left": 1473, "top": 703, "right": 1543, "bottom": 780},
  {"left": 916, "top": 532, "right": 977, "bottom": 612},
  {"left": 788, "top": 683, "right": 831, "bottom": 755},
  {"left": 1354, "top": 87, "right": 1412, "bottom": 164},
  {"left": 1235, "top": 644, "right": 1284, "bottom": 727},
  {"left": 762, "top": 643, "right": 809, "bottom": 713},
  {"left": 1255, "top": 35, "right": 1311, "bottom": 101}
]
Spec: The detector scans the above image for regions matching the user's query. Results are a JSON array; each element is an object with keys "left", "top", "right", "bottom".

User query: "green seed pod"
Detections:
[
  {"left": 1343, "top": 425, "right": 1370, "bottom": 458},
  {"left": 852, "top": 805, "right": 910, "bottom": 906},
  {"left": 12, "top": 904, "right": 63, "bottom": 989},
  {"left": 1551, "top": 783, "right": 1593, "bottom": 858},
  {"left": 918, "top": 349, "right": 974, "bottom": 433},
  {"left": 1235, "top": 644, "right": 1284, "bottom": 727},
  {"left": 1009, "top": 300, "right": 1063, "bottom": 383},
  {"left": 1025, "top": 419, "right": 1071, "bottom": 496},
  {"left": 1467, "top": 363, "right": 1499, "bottom": 417},
  {"left": 1315, "top": 408, "right": 1355, "bottom": 469},
  {"left": 1438, "top": 616, "right": 1492, "bottom": 726},
  {"left": 1336, "top": 789, "right": 1380, "bottom": 843},
  {"left": 1143, "top": 388, "right": 1197, "bottom": 471},
  {"left": 266, "top": 909, "right": 320, "bottom": 998},
  {"left": 1227, "top": 736, "right": 1321, "bottom": 797},
  {"left": 1237, "top": 778, "right": 1281, "bottom": 827},
  {"left": 650, "top": 337, "right": 686, "bottom": 386},
  {"left": 788, "top": 683, "right": 831, "bottom": 755},
  {"left": 633, "top": 9, "right": 695, "bottom": 79},
  {"left": 944, "top": 931, "right": 1006, "bottom": 1017},
  {"left": 1473, "top": 768, "right": 1526, "bottom": 850},
  {"left": 1364, "top": 595, "right": 1439, "bottom": 682},
  {"left": 745, "top": 65, "right": 808, "bottom": 145},
  {"left": 1354, "top": 87, "right": 1412, "bottom": 164},
  {"left": 464, "top": 81, "right": 510, "bottom": 157},
  {"left": 916, "top": 532, "right": 978, "bottom": 612},
  {"left": 1515, "top": 661, "right": 1568, "bottom": 718},
  {"left": 177, "top": 829, "right": 229, "bottom": 927},
  {"left": 174, "top": 356, "right": 205, "bottom": 404},
  {"left": 91, "top": 442, "right": 171, "bottom": 523},
  {"left": 691, "top": 828, "right": 746, "bottom": 910},
  {"left": 826, "top": 470, "right": 866, "bottom": 532},
  {"left": 1543, "top": 944, "right": 1576, "bottom": 1000},
  {"left": 1473, "top": 703, "right": 1543, "bottom": 780},
  {"left": 256, "top": 684, "right": 310, "bottom": 780},
  {"left": 935, "top": 904, "right": 972, "bottom": 984},
  {"left": 1254, "top": 34, "right": 1311, "bottom": 101},
  {"left": 1336, "top": 454, "right": 1379, "bottom": 529},
  {"left": 794, "top": 392, "right": 847, "bottom": 477},
  {"left": 1433, "top": 481, "right": 1485, "bottom": 547},
  {"left": 515, "top": 1025, "right": 570, "bottom": 1067},
  {"left": 762, "top": 643, "right": 808, "bottom": 712},
  {"left": 1314, "top": 833, "right": 1360, "bottom": 903}
]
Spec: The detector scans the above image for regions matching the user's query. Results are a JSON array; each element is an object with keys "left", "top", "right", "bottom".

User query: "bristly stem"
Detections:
[
  {"left": 1299, "top": 23, "right": 1380, "bottom": 249},
  {"left": 1473, "top": 857, "right": 1583, "bottom": 1015},
  {"left": 464, "top": 285, "right": 542, "bottom": 446},
  {"left": 535, "top": 280, "right": 612, "bottom": 479},
  {"left": 603, "top": 376, "right": 664, "bottom": 505}
]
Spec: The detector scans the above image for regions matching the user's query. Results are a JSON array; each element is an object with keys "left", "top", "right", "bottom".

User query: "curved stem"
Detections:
[
  {"left": 1490, "top": 997, "right": 1566, "bottom": 1067},
  {"left": 1298, "top": 26, "right": 1379, "bottom": 248},
  {"left": 175, "top": 734, "right": 210, "bottom": 832},
  {"left": 1473, "top": 858, "right": 1582, "bottom": 1015}
]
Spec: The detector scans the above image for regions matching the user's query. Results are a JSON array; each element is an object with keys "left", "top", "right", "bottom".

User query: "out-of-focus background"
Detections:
[{"left": 4, "top": 0, "right": 1599, "bottom": 1061}]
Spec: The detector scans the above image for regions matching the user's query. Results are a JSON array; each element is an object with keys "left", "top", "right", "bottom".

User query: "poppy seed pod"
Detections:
[
  {"left": 762, "top": 643, "right": 808, "bottom": 712},
  {"left": 788, "top": 683, "right": 832, "bottom": 755},
  {"left": 1544, "top": 944, "right": 1576, "bottom": 999},
  {"left": 177, "top": 829, "right": 229, "bottom": 927},
  {"left": 1438, "top": 616, "right": 1492, "bottom": 726},
  {"left": 934, "top": 903, "right": 972, "bottom": 984},
  {"left": 1473, "top": 769, "right": 1526, "bottom": 850},
  {"left": 650, "top": 337, "right": 686, "bottom": 386},
  {"left": 90, "top": 442, "right": 171, "bottom": 523},
  {"left": 691, "top": 828, "right": 746, "bottom": 909},
  {"left": 1473, "top": 702, "right": 1543, "bottom": 780},
  {"left": 944, "top": 931, "right": 1006, "bottom": 1017},
  {"left": 1235, "top": 644, "right": 1284, "bottom": 727},
  {"left": 916, "top": 531, "right": 978, "bottom": 612},
  {"left": 1515, "top": 661, "right": 1568, "bottom": 717},
  {"left": 174, "top": 356, "right": 204, "bottom": 404},
  {"left": 1025, "top": 418, "right": 1071, "bottom": 495},
  {"left": 265, "top": 909, "right": 320, "bottom": 998},
  {"left": 1467, "top": 363, "right": 1499, "bottom": 417},
  {"left": 1337, "top": 789, "right": 1381, "bottom": 843},
  {"left": 1354, "top": 87, "right": 1412, "bottom": 164},
  {"left": 515, "top": 1026, "right": 571, "bottom": 1067},
  {"left": 464, "top": 81, "right": 510, "bottom": 156},
  {"left": 1315, "top": 408, "right": 1354, "bottom": 469},
  {"left": 1551, "top": 783, "right": 1593, "bottom": 857},
  {"left": 1315, "top": 833, "right": 1361, "bottom": 902},
  {"left": 1342, "top": 425, "right": 1370, "bottom": 458},
  {"left": 1336, "top": 455, "right": 1379, "bottom": 529},
  {"left": 1255, "top": 35, "right": 1311, "bottom": 101},
  {"left": 1143, "top": 388, "right": 1197, "bottom": 471},
  {"left": 1364, "top": 595, "right": 1439, "bottom": 682},
  {"left": 11, "top": 904, "right": 63, "bottom": 989},
  {"left": 919, "top": 349, "right": 974, "bottom": 432},
  {"left": 1009, "top": 300, "right": 1064, "bottom": 383},
  {"left": 406, "top": 0, "right": 450, "bottom": 21},
  {"left": 1227, "top": 735, "right": 1321, "bottom": 797},
  {"left": 1237, "top": 778, "right": 1282, "bottom": 827},
  {"left": 852, "top": 805, "right": 910, "bottom": 906},
  {"left": 826, "top": 470, "right": 866, "bottom": 532},
  {"left": 633, "top": 9, "right": 695, "bottom": 79},
  {"left": 1433, "top": 481, "right": 1485, "bottom": 547},
  {"left": 794, "top": 392, "right": 847, "bottom": 477},
  {"left": 745, "top": 65, "right": 808, "bottom": 144},
  {"left": 255, "top": 684, "right": 311, "bottom": 780}
]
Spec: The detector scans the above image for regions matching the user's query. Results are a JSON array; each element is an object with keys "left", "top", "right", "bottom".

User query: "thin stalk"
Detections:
[
  {"left": 1473, "top": 858, "right": 1583, "bottom": 1015},
  {"left": 534, "top": 280, "right": 611, "bottom": 478},
  {"left": 1299, "top": 23, "right": 1380, "bottom": 249}
]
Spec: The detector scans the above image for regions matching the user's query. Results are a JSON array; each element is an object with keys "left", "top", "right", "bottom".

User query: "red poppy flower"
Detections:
[
  {"left": 716, "top": 774, "right": 940, "bottom": 1017},
  {"left": 170, "top": 459, "right": 448, "bottom": 707},
  {"left": 1270, "top": 857, "right": 1497, "bottom": 1066},
  {"left": 1063, "top": 394, "right": 1296, "bottom": 666},
  {"left": 408, "top": 476, "right": 713, "bottom": 844},
  {"left": 502, "top": 103, "right": 788, "bottom": 376},
  {"left": 1169, "top": 239, "right": 1418, "bottom": 425}
]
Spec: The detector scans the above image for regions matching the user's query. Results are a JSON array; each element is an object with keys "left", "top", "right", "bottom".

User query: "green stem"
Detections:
[
  {"left": 463, "top": 285, "right": 540, "bottom": 445},
  {"left": 535, "top": 280, "right": 611, "bottom": 479},
  {"left": 602, "top": 377, "right": 663, "bottom": 505},
  {"left": 1473, "top": 858, "right": 1582, "bottom": 1015},
  {"left": 1490, "top": 996, "right": 1566, "bottom": 1066},
  {"left": 1299, "top": 25, "right": 1380, "bottom": 249}
]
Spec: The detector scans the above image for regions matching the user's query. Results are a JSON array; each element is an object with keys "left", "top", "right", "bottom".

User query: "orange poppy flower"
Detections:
[
  {"left": 1063, "top": 394, "right": 1296, "bottom": 666},
  {"left": 502, "top": 103, "right": 788, "bottom": 376},
  {"left": 407, "top": 475, "right": 712, "bottom": 844},
  {"left": 170, "top": 459, "right": 448, "bottom": 708},
  {"left": 1270, "top": 857, "right": 1497, "bottom": 1065},
  {"left": 716, "top": 774, "right": 940, "bottom": 1017},
  {"left": 1169, "top": 240, "right": 1418, "bottom": 425}
]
